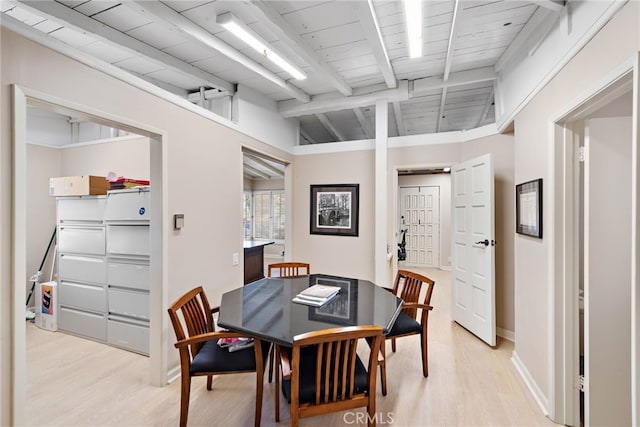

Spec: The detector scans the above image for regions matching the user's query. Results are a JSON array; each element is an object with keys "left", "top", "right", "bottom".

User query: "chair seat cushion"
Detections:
[
  {"left": 281, "top": 346, "right": 368, "bottom": 404},
  {"left": 387, "top": 311, "right": 422, "bottom": 337},
  {"left": 190, "top": 339, "right": 270, "bottom": 375}
]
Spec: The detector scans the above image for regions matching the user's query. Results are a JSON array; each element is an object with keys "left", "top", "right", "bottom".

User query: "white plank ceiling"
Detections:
[{"left": 2, "top": 0, "right": 564, "bottom": 147}]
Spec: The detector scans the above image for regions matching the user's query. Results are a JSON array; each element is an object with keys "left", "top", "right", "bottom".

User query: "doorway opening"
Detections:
[
  {"left": 12, "top": 85, "right": 167, "bottom": 424},
  {"left": 395, "top": 167, "right": 451, "bottom": 271},
  {"left": 551, "top": 66, "right": 634, "bottom": 426}
]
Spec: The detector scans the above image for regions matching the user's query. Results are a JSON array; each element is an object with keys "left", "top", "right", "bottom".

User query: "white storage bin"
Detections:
[
  {"left": 107, "top": 225, "right": 149, "bottom": 257},
  {"left": 59, "top": 254, "right": 107, "bottom": 285},
  {"left": 108, "top": 316, "right": 149, "bottom": 355},
  {"left": 58, "top": 226, "right": 105, "bottom": 256},
  {"left": 108, "top": 260, "right": 149, "bottom": 291},
  {"left": 108, "top": 288, "right": 149, "bottom": 320},
  {"left": 58, "top": 306, "right": 107, "bottom": 341},
  {"left": 104, "top": 188, "right": 150, "bottom": 222},
  {"left": 59, "top": 280, "right": 107, "bottom": 313},
  {"left": 57, "top": 196, "right": 106, "bottom": 223}
]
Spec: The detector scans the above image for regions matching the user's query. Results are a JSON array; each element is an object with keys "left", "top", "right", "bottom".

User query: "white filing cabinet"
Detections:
[
  {"left": 57, "top": 196, "right": 108, "bottom": 342},
  {"left": 104, "top": 187, "right": 150, "bottom": 355},
  {"left": 56, "top": 188, "right": 151, "bottom": 356}
]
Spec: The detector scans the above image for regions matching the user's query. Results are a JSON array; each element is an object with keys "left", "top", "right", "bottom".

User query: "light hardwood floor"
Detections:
[{"left": 26, "top": 268, "right": 556, "bottom": 426}]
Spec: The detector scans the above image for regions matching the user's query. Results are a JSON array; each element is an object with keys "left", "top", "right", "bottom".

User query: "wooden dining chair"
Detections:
[
  {"left": 167, "top": 286, "right": 269, "bottom": 427},
  {"left": 267, "top": 262, "right": 310, "bottom": 278},
  {"left": 274, "top": 325, "right": 383, "bottom": 427},
  {"left": 378, "top": 270, "right": 435, "bottom": 396},
  {"left": 265, "top": 261, "right": 310, "bottom": 383}
]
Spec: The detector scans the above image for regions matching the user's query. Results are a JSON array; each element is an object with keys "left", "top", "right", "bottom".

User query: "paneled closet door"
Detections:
[{"left": 399, "top": 186, "right": 440, "bottom": 268}]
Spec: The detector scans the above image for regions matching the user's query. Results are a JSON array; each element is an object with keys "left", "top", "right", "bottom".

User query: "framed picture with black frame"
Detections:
[
  {"left": 310, "top": 184, "right": 359, "bottom": 237},
  {"left": 516, "top": 178, "right": 542, "bottom": 238}
]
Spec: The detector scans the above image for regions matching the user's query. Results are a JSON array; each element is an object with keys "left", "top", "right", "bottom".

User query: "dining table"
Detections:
[{"left": 217, "top": 273, "right": 403, "bottom": 346}]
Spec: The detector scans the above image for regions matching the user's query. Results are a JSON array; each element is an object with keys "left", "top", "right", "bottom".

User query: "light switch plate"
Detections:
[{"left": 174, "top": 214, "right": 184, "bottom": 230}]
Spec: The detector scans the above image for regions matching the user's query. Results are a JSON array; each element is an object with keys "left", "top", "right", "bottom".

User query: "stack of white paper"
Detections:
[{"left": 292, "top": 284, "right": 341, "bottom": 307}]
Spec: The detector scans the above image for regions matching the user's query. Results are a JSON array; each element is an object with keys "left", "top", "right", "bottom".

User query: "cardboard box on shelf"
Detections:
[{"left": 49, "top": 175, "right": 109, "bottom": 196}]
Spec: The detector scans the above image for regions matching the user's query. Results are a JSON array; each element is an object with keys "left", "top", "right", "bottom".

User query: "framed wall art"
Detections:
[
  {"left": 516, "top": 178, "right": 542, "bottom": 238},
  {"left": 310, "top": 184, "right": 359, "bottom": 237}
]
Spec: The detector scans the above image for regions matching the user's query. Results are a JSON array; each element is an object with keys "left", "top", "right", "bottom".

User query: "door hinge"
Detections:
[
  {"left": 578, "top": 374, "right": 585, "bottom": 392},
  {"left": 579, "top": 146, "right": 586, "bottom": 163}
]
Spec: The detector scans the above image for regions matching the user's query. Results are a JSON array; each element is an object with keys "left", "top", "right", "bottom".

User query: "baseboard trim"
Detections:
[
  {"left": 497, "top": 327, "right": 515, "bottom": 342},
  {"left": 439, "top": 265, "right": 452, "bottom": 271},
  {"left": 167, "top": 365, "right": 181, "bottom": 384},
  {"left": 511, "top": 350, "right": 549, "bottom": 417}
]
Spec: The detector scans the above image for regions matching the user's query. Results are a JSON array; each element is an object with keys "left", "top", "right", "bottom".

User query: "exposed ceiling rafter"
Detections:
[
  {"left": 243, "top": 152, "right": 285, "bottom": 177},
  {"left": 123, "top": 1, "right": 310, "bottom": 103},
  {"left": 392, "top": 101, "right": 405, "bottom": 136},
  {"left": 436, "top": 87, "right": 448, "bottom": 133},
  {"left": 476, "top": 88, "right": 494, "bottom": 128},
  {"left": 300, "top": 128, "right": 316, "bottom": 144},
  {"left": 443, "top": 0, "right": 463, "bottom": 82},
  {"left": 437, "top": 0, "right": 463, "bottom": 133},
  {"left": 495, "top": 6, "right": 560, "bottom": 72},
  {"left": 526, "top": 0, "right": 565, "bottom": 13},
  {"left": 248, "top": 0, "right": 352, "bottom": 97},
  {"left": 18, "top": 0, "right": 235, "bottom": 93},
  {"left": 279, "top": 80, "right": 409, "bottom": 118},
  {"left": 412, "top": 67, "right": 496, "bottom": 94},
  {"left": 243, "top": 163, "right": 271, "bottom": 179},
  {"left": 354, "top": 0, "right": 397, "bottom": 89},
  {"left": 316, "top": 113, "right": 346, "bottom": 142},
  {"left": 353, "top": 107, "right": 373, "bottom": 139}
]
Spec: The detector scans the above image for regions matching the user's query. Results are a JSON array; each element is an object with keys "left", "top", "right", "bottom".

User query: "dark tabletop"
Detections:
[{"left": 217, "top": 274, "right": 403, "bottom": 346}]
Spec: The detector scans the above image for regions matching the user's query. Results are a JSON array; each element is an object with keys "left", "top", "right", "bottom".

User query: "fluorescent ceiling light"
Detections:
[
  {"left": 443, "top": 167, "right": 451, "bottom": 173},
  {"left": 217, "top": 12, "right": 306, "bottom": 80},
  {"left": 403, "top": 0, "right": 423, "bottom": 58}
]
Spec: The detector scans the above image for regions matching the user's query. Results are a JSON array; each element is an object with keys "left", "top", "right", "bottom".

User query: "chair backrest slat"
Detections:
[
  {"left": 393, "top": 270, "right": 435, "bottom": 320},
  {"left": 293, "top": 326, "right": 383, "bottom": 405},
  {"left": 268, "top": 262, "right": 310, "bottom": 278},
  {"left": 167, "top": 286, "right": 214, "bottom": 360}
]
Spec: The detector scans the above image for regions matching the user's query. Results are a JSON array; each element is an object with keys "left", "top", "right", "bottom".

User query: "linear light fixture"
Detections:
[
  {"left": 217, "top": 12, "right": 306, "bottom": 80},
  {"left": 403, "top": 0, "right": 423, "bottom": 58}
]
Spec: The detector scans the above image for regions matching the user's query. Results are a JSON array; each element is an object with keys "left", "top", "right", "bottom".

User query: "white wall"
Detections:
[{"left": 236, "top": 85, "right": 299, "bottom": 153}]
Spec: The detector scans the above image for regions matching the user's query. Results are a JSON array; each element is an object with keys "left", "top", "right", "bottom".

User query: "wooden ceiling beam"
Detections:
[
  {"left": 248, "top": 1, "right": 353, "bottom": 97},
  {"left": 316, "top": 113, "right": 346, "bottom": 142},
  {"left": 19, "top": 0, "right": 236, "bottom": 93},
  {"left": 354, "top": 0, "right": 397, "bottom": 89},
  {"left": 123, "top": 1, "right": 310, "bottom": 102}
]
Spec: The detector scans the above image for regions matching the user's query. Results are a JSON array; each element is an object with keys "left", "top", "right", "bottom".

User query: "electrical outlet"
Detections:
[{"left": 232, "top": 252, "right": 239, "bottom": 266}]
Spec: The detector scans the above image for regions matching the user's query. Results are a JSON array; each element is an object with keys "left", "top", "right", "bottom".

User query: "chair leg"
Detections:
[
  {"left": 391, "top": 337, "right": 397, "bottom": 353},
  {"left": 206, "top": 374, "right": 213, "bottom": 390},
  {"left": 267, "top": 344, "right": 274, "bottom": 383},
  {"left": 179, "top": 374, "right": 191, "bottom": 427},
  {"left": 379, "top": 340, "right": 387, "bottom": 396},
  {"left": 421, "top": 331, "right": 429, "bottom": 377},
  {"left": 255, "top": 369, "right": 264, "bottom": 427},
  {"left": 275, "top": 346, "right": 280, "bottom": 422}
]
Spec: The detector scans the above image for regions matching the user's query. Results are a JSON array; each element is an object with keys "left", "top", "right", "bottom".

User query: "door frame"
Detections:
[
  {"left": 549, "top": 54, "right": 638, "bottom": 425},
  {"left": 11, "top": 85, "right": 168, "bottom": 424}
]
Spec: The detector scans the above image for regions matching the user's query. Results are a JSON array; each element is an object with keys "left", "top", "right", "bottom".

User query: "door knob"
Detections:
[{"left": 475, "top": 239, "right": 489, "bottom": 247}]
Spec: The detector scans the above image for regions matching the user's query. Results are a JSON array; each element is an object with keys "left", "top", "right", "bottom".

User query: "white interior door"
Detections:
[
  {"left": 584, "top": 117, "right": 632, "bottom": 426},
  {"left": 399, "top": 186, "right": 440, "bottom": 267},
  {"left": 451, "top": 153, "right": 496, "bottom": 346}
]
